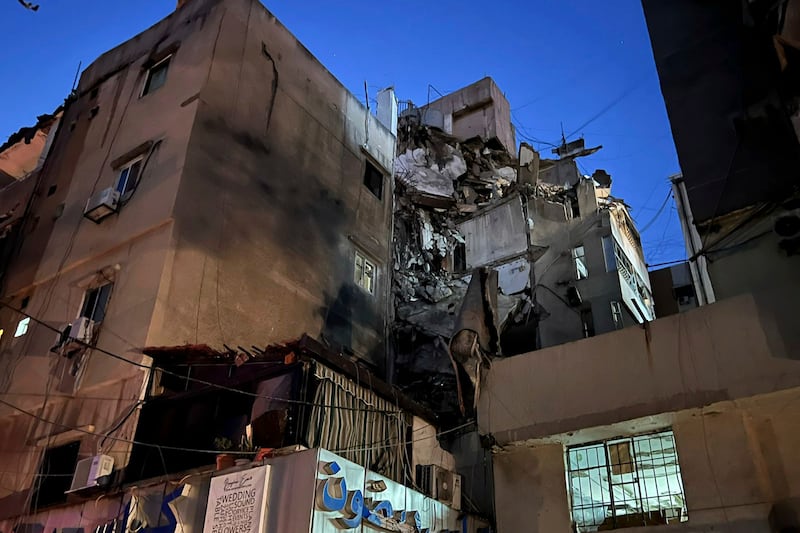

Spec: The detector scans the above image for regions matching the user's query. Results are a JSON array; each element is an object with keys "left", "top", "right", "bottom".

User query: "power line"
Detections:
[
  {"left": 0, "top": 396, "right": 472, "bottom": 458},
  {"left": 0, "top": 397, "right": 252, "bottom": 456},
  {"left": 638, "top": 190, "right": 672, "bottom": 234},
  {"left": 563, "top": 73, "right": 651, "bottom": 142},
  {"left": 0, "top": 301, "right": 402, "bottom": 415},
  {"left": 645, "top": 258, "right": 688, "bottom": 269}
]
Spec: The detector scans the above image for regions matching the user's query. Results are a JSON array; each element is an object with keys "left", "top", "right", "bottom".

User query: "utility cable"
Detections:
[
  {"left": 0, "top": 397, "right": 472, "bottom": 457},
  {"left": 563, "top": 74, "right": 650, "bottom": 142},
  {"left": 637, "top": 190, "right": 672, "bottom": 234},
  {"left": 0, "top": 301, "right": 410, "bottom": 415}
]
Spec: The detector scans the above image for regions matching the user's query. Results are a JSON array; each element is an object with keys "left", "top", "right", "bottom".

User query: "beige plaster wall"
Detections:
[
  {"left": 493, "top": 389, "right": 800, "bottom": 533},
  {"left": 480, "top": 285, "right": 800, "bottom": 444}
]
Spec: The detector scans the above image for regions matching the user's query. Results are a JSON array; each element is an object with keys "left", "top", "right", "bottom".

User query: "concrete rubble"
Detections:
[
  {"left": 390, "top": 108, "right": 624, "bottom": 421},
  {"left": 391, "top": 111, "right": 529, "bottom": 417}
]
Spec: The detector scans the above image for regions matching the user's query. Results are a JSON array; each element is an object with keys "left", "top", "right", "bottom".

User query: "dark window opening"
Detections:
[
  {"left": 142, "top": 56, "right": 171, "bottom": 96},
  {"left": 570, "top": 196, "right": 581, "bottom": 218},
  {"left": 20, "top": 296, "right": 30, "bottom": 309},
  {"left": 80, "top": 283, "right": 113, "bottom": 323},
  {"left": 363, "top": 160, "right": 384, "bottom": 200},
  {"left": 453, "top": 242, "right": 466, "bottom": 272},
  {"left": 127, "top": 365, "right": 301, "bottom": 482},
  {"left": 581, "top": 307, "right": 595, "bottom": 338},
  {"left": 31, "top": 441, "right": 80, "bottom": 510},
  {"left": 89, "top": 87, "right": 99, "bottom": 100},
  {"left": 47, "top": 184, "right": 57, "bottom": 197}
]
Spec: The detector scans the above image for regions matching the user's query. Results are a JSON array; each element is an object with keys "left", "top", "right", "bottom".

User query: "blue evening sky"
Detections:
[{"left": 1, "top": 0, "right": 684, "bottom": 267}]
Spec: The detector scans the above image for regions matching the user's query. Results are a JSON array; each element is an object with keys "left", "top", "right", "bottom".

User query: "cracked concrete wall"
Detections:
[
  {"left": 422, "top": 77, "right": 517, "bottom": 156},
  {"left": 457, "top": 196, "right": 528, "bottom": 269}
]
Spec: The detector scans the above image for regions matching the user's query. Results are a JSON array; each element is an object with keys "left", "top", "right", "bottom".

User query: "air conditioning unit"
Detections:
[
  {"left": 774, "top": 201, "right": 800, "bottom": 256},
  {"left": 84, "top": 187, "right": 120, "bottom": 223},
  {"left": 68, "top": 454, "right": 114, "bottom": 493},
  {"left": 416, "top": 464, "right": 462, "bottom": 510},
  {"left": 69, "top": 317, "right": 94, "bottom": 344}
]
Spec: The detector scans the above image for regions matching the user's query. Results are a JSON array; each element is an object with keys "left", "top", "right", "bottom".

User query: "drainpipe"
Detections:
[{"left": 670, "top": 174, "right": 715, "bottom": 305}]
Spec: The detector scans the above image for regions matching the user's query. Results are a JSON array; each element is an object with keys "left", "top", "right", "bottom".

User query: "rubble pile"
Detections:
[
  {"left": 393, "top": 114, "right": 519, "bottom": 212},
  {"left": 390, "top": 115, "right": 524, "bottom": 418}
]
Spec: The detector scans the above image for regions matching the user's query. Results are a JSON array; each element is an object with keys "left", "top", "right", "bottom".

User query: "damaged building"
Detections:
[
  {"left": 0, "top": 0, "right": 422, "bottom": 523},
  {"left": 390, "top": 78, "right": 654, "bottom": 421}
]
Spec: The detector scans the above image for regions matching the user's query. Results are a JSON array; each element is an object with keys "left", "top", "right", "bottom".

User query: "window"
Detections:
[
  {"left": 363, "top": 160, "right": 384, "bottom": 200},
  {"left": 354, "top": 251, "right": 376, "bottom": 294},
  {"left": 602, "top": 236, "right": 617, "bottom": 272},
  {"left": 80, "top": 283, "right": 113, "bottom": 323},
  {"left": 573, "top": 245, "right": 588, "bottom": 280},
  {"left": 14, "top": 317, "right": 30, "bottom": 338},
  {"left": 142, "top": 56, "right": 171, "bottom": 96},
  {"left": 610, "top": 301, "right": 624, "bottom": 330},
  {"left": 30, "top": 440, "right": 80, "bottom": 510},
  {"left": 580, "top": 308, "right": 595, "bottom": 338},
  {"left": 115, "top": 157, "right": 143, "bottom": 196},
  {"left": 567, "top": 430, "right": 687, "bottom": 531},
  {"left": 453, "top": 242, "right": 466, "bottom": 272}
]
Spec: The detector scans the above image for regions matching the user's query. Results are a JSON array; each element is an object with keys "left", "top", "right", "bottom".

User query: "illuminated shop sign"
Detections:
[{"left": 315, "top": 460, "right": 431, "bottom": 531}]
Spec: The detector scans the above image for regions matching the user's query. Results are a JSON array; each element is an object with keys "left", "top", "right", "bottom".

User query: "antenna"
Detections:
[{"left": 71, "top": 61, "right": 82, "bottom": 94}]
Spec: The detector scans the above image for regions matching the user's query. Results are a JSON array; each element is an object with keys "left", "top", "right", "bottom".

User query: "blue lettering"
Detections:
[
  {"left": 334, "top": 489, "right": 364, "bottom": 529},
  {"left": 365, "top": 499, "right": 393, "bottom": 527},
  {"left": 317, "top": 477, "right": 347, "bottom": 512},
  {"left": 321, "top": 461, "right": 341, "bottom": 476},
  {"left": 316, "top": 460, "right": 433, "bottom": 531}
]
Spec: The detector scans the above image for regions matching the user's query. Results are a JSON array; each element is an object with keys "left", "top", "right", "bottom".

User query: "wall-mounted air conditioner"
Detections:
[
  {"left": 416, "top": 464, "right": 462, "bottom": 510},
  {"left": 84, "top": 187, "right": 120, "bottom": 223},
  {"left": 51, "top": 318, "right": 95, "bottom": 357},
  {"left": 69, "top": 317, "right": 94, "bottom": 344},
  {"left": 68, "top": 454, "right": 114, "bottom": 493}
]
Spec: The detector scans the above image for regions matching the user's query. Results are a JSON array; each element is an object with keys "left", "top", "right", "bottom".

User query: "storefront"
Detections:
[
  {"left": 205, "top": 448, "right": 490, "bottom": 532},
  {"left": 0, "top": 448, "right": 490, "bottom": 533}
]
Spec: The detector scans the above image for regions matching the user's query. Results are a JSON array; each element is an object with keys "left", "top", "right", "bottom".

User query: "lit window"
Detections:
[
  {"left": 602, "top": 236, "right": 617, "bottom": 272},
  {"left": 142, "top": 56, "right": 171, "bottom": 96},
  {"left": 610, "top": 301, "right": 623, "bottom": 330},
  {"left": 573, "top": 245, "right": 588, "bottom": 280},
  {"left": 0, "top": 328, "right": 4, "bottom": 341},
  {"left": 80, "top": 283, "right": 113, "bottom": 323},
  {"left": 363, "top": 160, "right": 384, "bottom": 200},
  {"left": 354, "top": 251, "right": 376, "bottom": 294},
  {"left": 115, "top": 157, "right": 143, "bottom": 196},
  {"left": 567, "top": 430, "right": 687, "bottom": 530},
  {"left": 14, "top": 317, "right": 30, "bottom": 338}
]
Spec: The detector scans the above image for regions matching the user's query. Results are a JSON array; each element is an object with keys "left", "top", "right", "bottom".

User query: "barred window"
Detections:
[{"left": 567, "top": 429, "right": 687, "bottom": 531}]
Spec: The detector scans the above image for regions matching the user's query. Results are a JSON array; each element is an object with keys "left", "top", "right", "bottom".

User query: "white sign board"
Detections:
[{"left": 203, "top": 465, "right": 271, "bottom": 533}]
